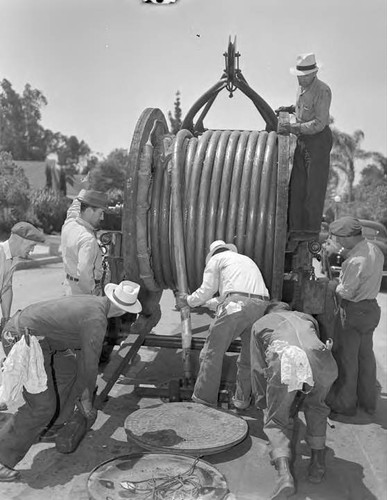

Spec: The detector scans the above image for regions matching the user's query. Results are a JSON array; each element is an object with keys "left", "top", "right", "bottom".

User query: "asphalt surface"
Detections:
[{"left": 0, "top": 257, "right": 386, "bottom": 500}]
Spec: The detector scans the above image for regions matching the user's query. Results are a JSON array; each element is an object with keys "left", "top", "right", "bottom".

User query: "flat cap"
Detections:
[
  {"left": 11, "top": 222, "right": 46, "bottom": 243},
  {"left": 77, "top": 189, "right": 108, "bottom": 209},
  {"left": 329, "top": 216, "right": 362, "bottom": 237}
]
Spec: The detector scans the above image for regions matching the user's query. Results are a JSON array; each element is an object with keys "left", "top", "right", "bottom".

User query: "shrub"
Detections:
[
  {"left": 30, "top": 188, "right": 70, "bottom": 234},
  {"left": 0, "top": 151, "right": 31, "bottom": 235}
]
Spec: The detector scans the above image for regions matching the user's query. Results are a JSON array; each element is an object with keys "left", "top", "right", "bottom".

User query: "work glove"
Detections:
[
  {"left": 175, "top": 292, "right": 188, "bottom": 311},
  {"left": 275, "top": 105, "right": 295, "bottom": 115},
  {"left": 277, "top": 121, "right": 301, "bottom": 136}
]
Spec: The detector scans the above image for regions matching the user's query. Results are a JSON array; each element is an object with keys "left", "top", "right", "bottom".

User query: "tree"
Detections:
[
  {"left": 0, "top": 79, "right": 47, "bottom": 160},
  {"left": 0, "top": 151, "right": 31, "bottom": 233},
  {"left": 329, "top": 122, "right": 383, "bottom": 202},
  {"left": 168, "top": 91, "right": 182, "bottom": 134},
  {"left": 88, "top": 148, "right": 127, "bottom": 203}
]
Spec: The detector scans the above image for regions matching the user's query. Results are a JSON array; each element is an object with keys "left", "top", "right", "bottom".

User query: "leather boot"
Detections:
[
  {"left": 0, "top": 462, "right": 20, "bottom": 482},
  {"left": 270, "top": 457, "right": 295, "bottom": 499},
  {"left": 308, "top": 448, "right": 326, "bottom": 484}
]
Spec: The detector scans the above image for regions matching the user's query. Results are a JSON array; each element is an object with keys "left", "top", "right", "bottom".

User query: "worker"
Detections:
[
  {"left": 277, "top": 53, "right": 332, "bottom": 244},
  {"left": 0, "top": 221, "right": 45, "bottom": 411},
  {"left": 177, "top": 240, "right": 270, "bottom": 408},
  {"left": 327, "top": 216, "right": 383, "bottom": 417},
  {"left": 61, "top": 189, "right": 108, "bottom": 296},
  {"left": 0, "top": 280, "right": 142, "bottom": 482},
  {"left": 250, "top": 301, "right": 338, "bottom": 499}
]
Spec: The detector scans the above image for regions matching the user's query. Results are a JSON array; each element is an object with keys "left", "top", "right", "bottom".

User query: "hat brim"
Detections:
[
  {"left": 205, "top": 243, "right": 237, "bottom": 265},
  {"left": 290, "top": 66, "right": 319, "bottom": 76},
  {"left": 76, "top": 197, "right": 107, "bottom": 210},
  {"left": 104, "top": 283, "right": 142, "bottom": 314}
]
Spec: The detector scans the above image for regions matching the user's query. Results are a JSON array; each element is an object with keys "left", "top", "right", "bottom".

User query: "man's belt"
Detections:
[
  {"left": 225, "top": 291, "right": 269, "bottom": 301},
  {"left": 66, "top": 274, "right": 101, "bottom": 285}
]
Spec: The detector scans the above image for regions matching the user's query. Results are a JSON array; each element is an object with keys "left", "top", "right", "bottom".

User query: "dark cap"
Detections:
[
  {"left": 11, "top": 222, "right": 46, "bottom": 243},
  {"left": 77, "top": 189, "right": 108, "bottom": 209},
  {"left": 329, "top": 216, "right": 362, "bottom": 237}
]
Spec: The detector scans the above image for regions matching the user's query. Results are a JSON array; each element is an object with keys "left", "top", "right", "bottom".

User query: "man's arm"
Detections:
[
  {"left": 78, "top": 317, "right": 108, "bottom": 412},
  {"left": 335, "top": 260, "right": 362, "bottom": 301},
  {"left": 187, "top": 259, "right": 220, "bottom": 307},
  {"left": 77, "top": 239, "right": 99, "bottom": 294},
  {"left": 1, "top": 286, "right": 13, "bottom": 321}
]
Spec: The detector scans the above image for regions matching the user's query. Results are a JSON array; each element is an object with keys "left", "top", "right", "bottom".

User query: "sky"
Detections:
[{"left": 0, "top": 0, "right": 386, "bottom": 160}]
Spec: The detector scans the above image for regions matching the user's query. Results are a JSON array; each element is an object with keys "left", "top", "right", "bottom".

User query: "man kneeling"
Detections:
[{"left": 251, "top": 301, "right": 337, "bottom": 499}]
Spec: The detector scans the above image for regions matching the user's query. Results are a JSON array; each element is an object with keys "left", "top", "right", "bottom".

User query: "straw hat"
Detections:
[
  {"left": 205, "top": 240, "right": 238, "bottom": 265},
  {"left": 290, "top": 53, "right": 320, "bottom": 76},
  {"left": 104, "top": 280, "right": 142, "bottom": 314}
]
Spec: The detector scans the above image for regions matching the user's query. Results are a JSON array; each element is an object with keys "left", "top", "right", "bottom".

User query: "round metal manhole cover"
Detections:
[
  {"left": 124, "top": 402, "right": 248, "bottom": 455},
  {"left": 87, "top": 452, "right": 229, "bottom": 500}
]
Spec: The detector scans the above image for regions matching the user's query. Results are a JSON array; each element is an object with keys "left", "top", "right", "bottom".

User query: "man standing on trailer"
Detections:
[
  {"left": 177, "top": 240, "right": 270, "bottom": 408},
  {"left": 277, "top": 53, "right": 332, "bottom": 244}
]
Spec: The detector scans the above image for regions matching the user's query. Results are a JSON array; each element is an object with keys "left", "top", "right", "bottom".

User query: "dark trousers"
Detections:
[
  {"left": 328, "top": 299, "right": 381, "bottom": 414},
  {"left": 288, "top": 126, "right": 333, "bottom": 236},
  {"left": 0, "top": 339, "right": 78, "bottom": 468},
  {"left": 251, "top": 335, "right": 337, "bottom": 460}
]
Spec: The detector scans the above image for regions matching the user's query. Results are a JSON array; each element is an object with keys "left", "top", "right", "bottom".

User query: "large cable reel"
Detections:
[{"left": 120, "top": 38, "right": 291, "bottom": 311}]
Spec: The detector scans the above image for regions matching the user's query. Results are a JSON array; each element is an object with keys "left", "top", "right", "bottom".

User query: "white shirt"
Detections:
[{"left": 187, "top": 250, "right": 269, "bottom": 308}]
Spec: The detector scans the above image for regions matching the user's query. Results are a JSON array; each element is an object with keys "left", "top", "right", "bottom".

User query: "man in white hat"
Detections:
[
  {"left": 177, "top": 240, "right": 269, "bottom": 408},
  {"left": 61, "top": 188, "right": 108, "bottom": 296},
  {"left": 0, "top": 221, "right": 46, "bottom": 411},
  {"left": 0, "top": 280, "right": 141, "bottom": 482},
  {"left": 277, "top": 53, "right": 332, "bottom": 245}
]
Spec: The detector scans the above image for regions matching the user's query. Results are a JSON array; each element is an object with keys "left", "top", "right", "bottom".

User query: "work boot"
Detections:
[
  {"left": 308, "top": 448, "right": 326, "bottom": 484},
  {"left": 0, "top": 462, "right": 20, "bottom": 482},
  {"left": 270, "top": 457, "right": 295, "bottom": 499}
]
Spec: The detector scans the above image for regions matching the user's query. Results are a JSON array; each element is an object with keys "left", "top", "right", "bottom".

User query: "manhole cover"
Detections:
[
  {"left": 87, "top": 452, "right": 229, "bottom": 500},
  {"left": 124, "top": 402, "right": 248, "bottom": 455}
]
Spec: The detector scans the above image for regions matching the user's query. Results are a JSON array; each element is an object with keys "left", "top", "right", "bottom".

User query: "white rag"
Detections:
[
  {"left": 0, "top": 335, "right": 47, "bottom": 403},
  {"left": 267, "top": 340, "right": 314, "bottom": 392}
]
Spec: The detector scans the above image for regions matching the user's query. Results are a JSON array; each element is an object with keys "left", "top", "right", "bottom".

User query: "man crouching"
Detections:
[
  {"left": 0, "top": 280, "right": 141, "bottom": 482},
  {"left": 250, "top": 301, "right": 338, "bottom": 499}
]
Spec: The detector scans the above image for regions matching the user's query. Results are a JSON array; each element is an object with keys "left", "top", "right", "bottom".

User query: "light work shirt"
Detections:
[
  {"left": 61, "top": 199, "right": 103, "bottom": 294},
  {"left": 295, "top": 76, "right": 331, "bottom": 135},
  {"left": 187, "top": 251, "right": 269, "bottom": 309},
  {"left": 0, "top": 241, "right": 16, "bottom": 298},
  {"left": 336, "top": 239, "right": 383, "bottom": 302},
  {"left": 5, "top": 296, "right": 109, "bottom": 400}
]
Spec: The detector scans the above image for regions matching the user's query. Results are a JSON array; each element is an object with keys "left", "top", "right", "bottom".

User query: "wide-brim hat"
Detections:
[
  {"left": 205, "top": 240, "right": 238, "bottom": 265},
  {"left": 290, "top": 53, "right": 320, "bottom": 76},
  {"left": 77, "top": 189, "right": 108, "bottom": 210},
  {"left": 105, "top": 280, "right": 142, "bottom": 314}
]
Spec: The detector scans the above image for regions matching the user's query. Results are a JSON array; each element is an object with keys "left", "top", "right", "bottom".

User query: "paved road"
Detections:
[{"left": 1, "top": 262, "right": 386, "bottom": 500}]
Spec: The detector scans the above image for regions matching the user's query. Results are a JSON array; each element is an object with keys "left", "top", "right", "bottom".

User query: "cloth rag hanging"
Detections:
[
  {"left": 266, "top": 339, "right": 314, "bottom": 392},
  {"left": 0, "top": 334, "right": 47, "bottom": 403}
]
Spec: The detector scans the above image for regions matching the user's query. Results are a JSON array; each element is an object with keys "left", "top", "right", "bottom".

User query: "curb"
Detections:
[{"left": 16, "top": 256, "right": 63, "bottom": 270}]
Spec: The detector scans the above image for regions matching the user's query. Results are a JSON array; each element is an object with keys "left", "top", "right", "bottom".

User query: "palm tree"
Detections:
[{"left": 330, "top": 125, "right": 383, "bottom": 202}]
